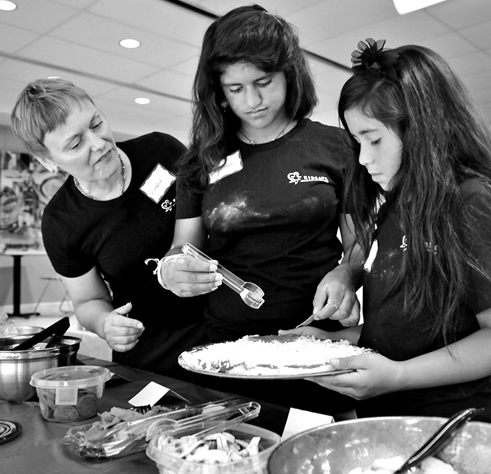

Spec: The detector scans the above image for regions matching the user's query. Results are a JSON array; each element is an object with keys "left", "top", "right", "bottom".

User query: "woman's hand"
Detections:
[
  {"left": 101, "top": 302, "right": 145, "bottom": 352},
  {"left": 305, "top": 352, "right": 404, "bottom": 399},
  {"left": 312, "top": 266, "right": 360, "bottom": 327},
  {"left": 160, "top": 254, "right": 223, "bottom": 297}
]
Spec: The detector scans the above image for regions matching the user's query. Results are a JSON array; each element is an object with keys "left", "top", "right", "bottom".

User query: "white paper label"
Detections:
[
  {"left": 140, "top": 164, "right": 176, "bottom": 203},
  {"left": 209, "top": 151, "right": 243, "bottom": 184}
]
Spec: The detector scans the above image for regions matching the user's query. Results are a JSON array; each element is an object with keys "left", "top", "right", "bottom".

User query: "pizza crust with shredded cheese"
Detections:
[{"left": 179, "top": 335, "right": 372, "bottom": 376}]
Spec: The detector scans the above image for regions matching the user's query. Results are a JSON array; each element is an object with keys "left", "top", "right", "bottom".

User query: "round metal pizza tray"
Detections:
[
  {"left": 178, "top": 355, "right": 354, "bottom": 379},
  {"left": 178, "top": 335, "right": 356, "bottom": 379}
]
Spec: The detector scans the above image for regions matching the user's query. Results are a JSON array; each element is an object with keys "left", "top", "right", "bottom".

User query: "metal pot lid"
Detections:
[{"left": 0, "top": 420, "right": 22, "bottom": 445}]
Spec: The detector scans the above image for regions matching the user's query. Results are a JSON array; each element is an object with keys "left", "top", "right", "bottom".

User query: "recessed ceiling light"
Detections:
[
  {"left": 393, "top": 0, "right": 447, "bottom": 14},
  {"left": 135, "top": 98, "right": 150, "bottom": 105},
  {"left": 119, "top": 38, "right": 140, "bottom": 49},
  {"left": 0, "top": 1, "right": 17, "bottom": 11}
]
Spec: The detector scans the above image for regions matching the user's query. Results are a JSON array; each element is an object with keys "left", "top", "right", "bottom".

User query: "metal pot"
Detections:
[
  {"left": 0, "top": 325, "right": 43, "bottom": 340},
  {"left": 0, "top": 335, "right": 81, "bottom": 402},
  {"left": 267, "top": 416, "right": 491, "bottom": 474}
]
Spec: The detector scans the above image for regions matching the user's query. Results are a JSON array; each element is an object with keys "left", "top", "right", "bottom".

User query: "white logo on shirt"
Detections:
[
  {"left": 161, "top": 198, "right": 175, "bottom": 212},
  {"left": 288, "top": 171, "right": 330, "bottom": 185},
  {"left": 401, "top": 235, "right": 438, "bottom": 254}
]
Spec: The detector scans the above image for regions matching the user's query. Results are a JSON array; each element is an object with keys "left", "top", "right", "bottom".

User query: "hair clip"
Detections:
[{"left": 351, "top": 38, "right": 400, "bottom": 82}]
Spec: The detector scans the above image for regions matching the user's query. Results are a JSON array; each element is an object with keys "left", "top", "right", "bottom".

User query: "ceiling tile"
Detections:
[
  {"left": 461, "top": 69, "right": 491, "bottom": 91},
  {"left": 89, "top": 0, "right": 212, "bottom": 48},
  {"left": 48, "top": 12, "right": 199, "bottom": 68},
  {"left": 460, "top": 21, "right": 491, "bottom": 50},
  {"left": 416, "top": 32, "right": 478, "bottom": 58},
  {"left": 169, "top": 55, "right": 200, "bottom": 77},
  {"left": 428, "top": 0, "right": 491, "bottom": 29},
  {"left": 289, "top": 0, "right": 399, "bottom": 47},
  {"left": 51, "top": 0, "right": 95, "bottom": 7},
  {"left": 0, "top": 0, "right": 78, "bottom": 32},
  {"left": 309, "top": 10, "right": 452, "bottom": 67},
  {"left": 0, "top": 23, "right": 39, "bottom": 53},
  {"left": 196, "top": 0, "right": 323, "bottom": 17},
  {"left": 447, "top": 51, "right": 491, "bottom": 77},
  {"left": 137, "top": 70, "right": 194, "bottom": 102},
  {"left": 0, "top": 58, "right": 117, "bottom": 96},
  {"left": 16, "top": 36, "right": 161, "bottom": 83},
  {"left": 98, "top": 86, "right": 190, "bottom": 116}
]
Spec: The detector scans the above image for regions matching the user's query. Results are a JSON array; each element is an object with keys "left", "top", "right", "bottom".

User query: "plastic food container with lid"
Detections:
[
  {"left": 145, "top": 401, "right": 281, "bottom": 474},
  {"left": 146, "top": 422, "right": 281, "bottom": 474},
  {"left": 30, "top": 365, "right": 111, "bottom": 422}
]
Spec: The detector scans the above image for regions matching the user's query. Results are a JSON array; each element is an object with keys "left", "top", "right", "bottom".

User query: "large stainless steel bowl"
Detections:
[
  {"left": 267, "top": 416, "right": 491, "bottom": 474},
  {"left": 0, "top": 335, "right": 81, "bottom": 402}
]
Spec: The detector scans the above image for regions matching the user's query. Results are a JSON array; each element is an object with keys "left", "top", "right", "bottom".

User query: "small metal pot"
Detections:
[{"left": 0, "top": 335, "right": 81, "bottom": 402}]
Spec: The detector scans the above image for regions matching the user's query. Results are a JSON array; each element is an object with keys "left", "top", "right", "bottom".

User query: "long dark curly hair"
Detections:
[
  {"left": 338, "top": 45, "right": 491, "bottom": 345},
  {"left": 178, "top": 4, "right": 317, "bottom": 192}
]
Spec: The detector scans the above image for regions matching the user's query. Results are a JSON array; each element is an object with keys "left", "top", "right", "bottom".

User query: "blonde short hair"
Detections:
[{"left": 11, "top": 78, "right": 94, "bottom": 159}]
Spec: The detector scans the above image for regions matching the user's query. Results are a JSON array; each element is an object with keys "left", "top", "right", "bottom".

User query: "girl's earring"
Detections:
[
  {"left": 43, "top": 160, "right": 59, "bottom": 173},
  {"left": 221, "top": 100, "right": 228, "bottom": 111}
]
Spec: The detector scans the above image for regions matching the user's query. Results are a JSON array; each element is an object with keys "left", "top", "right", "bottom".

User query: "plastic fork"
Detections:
[
  {"left": 182, "top": 243, "right": 265, "bottom": 309},
  {"left": 393, "top": 407, "right": 484, "bottom": 474}
]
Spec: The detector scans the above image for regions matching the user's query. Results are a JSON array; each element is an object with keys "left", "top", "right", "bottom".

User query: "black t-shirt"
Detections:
[
  {"left": 42, "top": 132, "right": 205, "bottom": 375},
  {"left": 357, "top": 179, "right": 491, "bottom": 421},
  {"left": 175, "top": 120, "right": 359, "bottom": 416},
  {"left": 178, "top": 119, "right": 353, "bottom": 336}
]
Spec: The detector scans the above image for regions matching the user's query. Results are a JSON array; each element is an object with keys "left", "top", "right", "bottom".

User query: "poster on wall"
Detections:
[{"left": 0, "top": 150, "right": 67, "bottom": 251}]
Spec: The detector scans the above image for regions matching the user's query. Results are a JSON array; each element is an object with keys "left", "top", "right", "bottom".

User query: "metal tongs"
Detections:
[
  {"left": 146, "top": 401, "right": 261, "bottom": 458},
  {"left": 393, "top": 407, "right": 484, "bottom": 474},
  {"left": 69, "top": 397, "right": 242, "bottom": 459},
  {"left": 9, "top": 317, "right": 70, "bottom": 351},
  {"left": 182, "top": 243, "right": 265, "bottom": 309}
]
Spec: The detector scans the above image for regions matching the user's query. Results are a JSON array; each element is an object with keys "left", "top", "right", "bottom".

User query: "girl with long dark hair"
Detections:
[
  {"left": 155, "top": 5, "right": 363, "bottom": 418},
  {"left": 285, "top": 39, "right": 491, "bottom": 421}
]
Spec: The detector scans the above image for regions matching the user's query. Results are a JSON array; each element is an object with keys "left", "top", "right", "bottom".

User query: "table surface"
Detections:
[
  {"left": 1, "top": 355, "right": 289, "bottom": 474},
  {"left": 2, "top": 248, "right": 47, "bottom": 256}
]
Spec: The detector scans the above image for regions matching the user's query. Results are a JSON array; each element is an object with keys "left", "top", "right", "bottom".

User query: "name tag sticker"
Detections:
[
  {"left": 140, "top": 164, "right": 176, "bottom": 203},
  {"left": 364, "top": 239, "right": 378, "bottom": 273},
  {"left": 209, "top": 151, "right": 243, "bottom": 184}
]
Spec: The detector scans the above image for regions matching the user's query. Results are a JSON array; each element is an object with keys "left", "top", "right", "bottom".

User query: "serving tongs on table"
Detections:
[
  {"left": 145, "top": 401, "right": 261, "bottom": 459},
  {"left": 8, "top": 316, "right": 70, "bottom": 351},
  {"left": 67, "top": 397, "right": 242, "bottom": 459},
  {"left": 393, "top": 407, "right": 484, "bottom": 474},
  {"left": 182, "top": 243, "right": 265, "bottom": 309}
]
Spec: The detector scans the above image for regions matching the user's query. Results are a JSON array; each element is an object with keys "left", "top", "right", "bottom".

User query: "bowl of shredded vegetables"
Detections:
[{"left": 146, "top": 421, "right": 281, "bottom": 474}]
